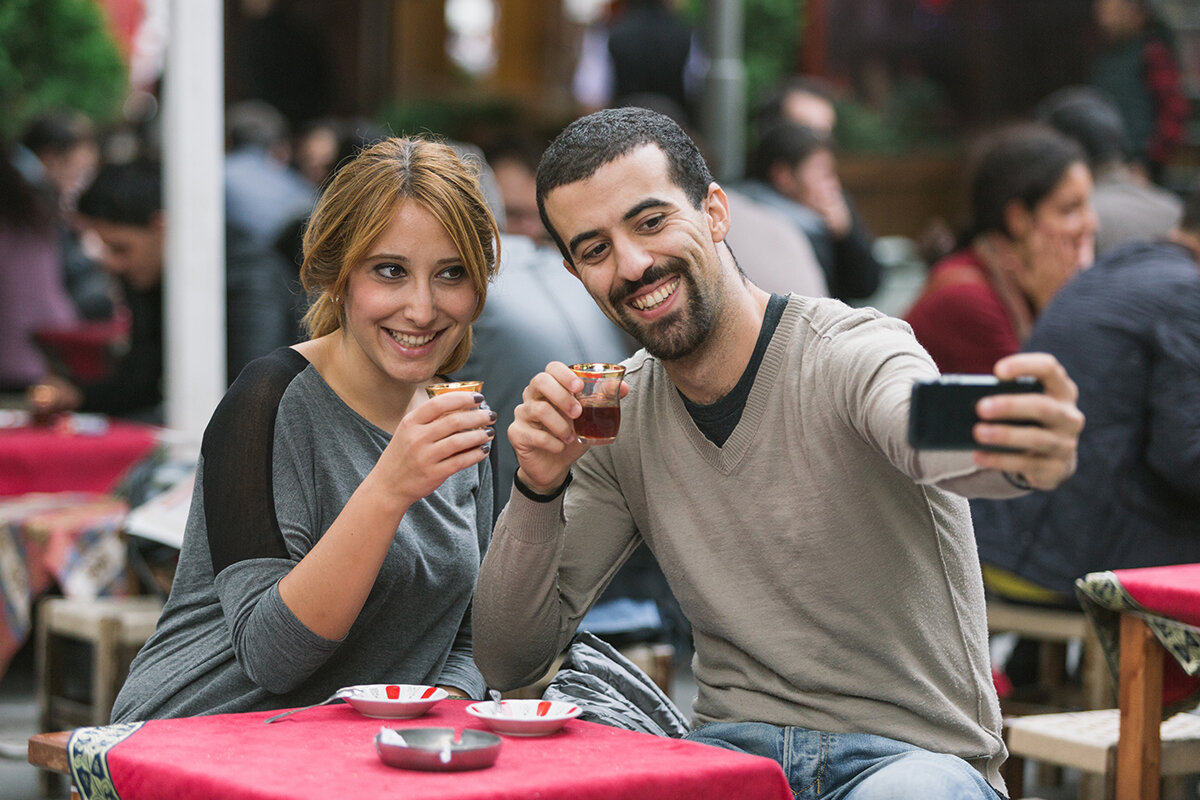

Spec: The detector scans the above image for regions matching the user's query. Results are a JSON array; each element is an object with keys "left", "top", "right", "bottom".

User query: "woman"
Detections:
[
  {"left": 112, "top": 137, "right": 500, "bottom": 721},
  {"left": 905, "top": 123, "right": 1097, "bottom": 374}
]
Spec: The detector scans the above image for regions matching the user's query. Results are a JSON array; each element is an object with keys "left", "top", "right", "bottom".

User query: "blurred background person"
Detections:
[
  {"left": 753, "top": 74, "right": 840, "bottom": 139},
  {"left": 572, "top": 0, "right": 707, "bottom": 127},
  {"left": 224, "top": 99, "right": 316, "bottom": 247},
  {"left": 0, "top": 143, "right": 78, "bottom": 393},
  {"left": 905, "top": 123, "right": 1097, "bottom": 374},
  {"left": 1090, "top": 0, "right": 1190, "bottom": 184},
  {"left": 971, "top": 179, "right": 1200, "bottom": 608},
  {"left": 18, "top": 110, "right": 116, "bottom": 321},
  {"left": 483, "top": 131, "right": 550, "bottom": 246},
  {"left": 1036, "top": 85, "right": 1182, "bottom": 256},
  {"left": 28, "top": 159, "right": 298, "bottom": 422},
  {"left": 739, "top": 122, "right": 882, "bottom": 302}
]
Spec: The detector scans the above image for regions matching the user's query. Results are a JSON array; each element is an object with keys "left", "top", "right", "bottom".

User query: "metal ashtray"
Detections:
[{"left": 374, "top": 727, "right": 502, "bottom": 771}]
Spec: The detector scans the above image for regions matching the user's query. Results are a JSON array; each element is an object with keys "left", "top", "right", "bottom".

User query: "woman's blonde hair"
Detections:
[{"left": 300, "top": 137, "right": 500, "bottom": 374}]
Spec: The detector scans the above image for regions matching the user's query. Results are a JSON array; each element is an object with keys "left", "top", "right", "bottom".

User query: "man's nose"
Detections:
[{"left": 612, "top": 236, "right": 655, "bottom": 283}]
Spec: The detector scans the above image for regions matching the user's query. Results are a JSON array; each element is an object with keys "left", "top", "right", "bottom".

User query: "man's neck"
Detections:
[{"left": 662, "top": 281, "right": 773, "bottom": 405}]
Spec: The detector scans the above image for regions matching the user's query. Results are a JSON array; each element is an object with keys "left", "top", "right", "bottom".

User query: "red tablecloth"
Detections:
[
  {"left": 68, "top": 702, "right": 792, "bottom": 800},
  {"left": 0, "top": 417, "right": 160, "bottom": 496},
  {"left": 1077, "top": 564, "right": 1200, "bottom": 713}
]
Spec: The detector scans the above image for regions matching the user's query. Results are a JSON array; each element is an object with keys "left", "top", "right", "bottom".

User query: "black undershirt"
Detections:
[{"left": 682, "top": 293, "right": 787, "bottom": 447}]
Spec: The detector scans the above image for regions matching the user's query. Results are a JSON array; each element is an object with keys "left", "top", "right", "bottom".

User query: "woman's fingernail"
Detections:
[
  {"left": 484, "top": 427, "right": 495, "bottom": 438},
  {"left": 480, "top": 443, "right": 492, "bottom": 454},
  {"left": 487, "top": 410, "right": 497, "bottom": 423},
  {"left": 472, "top": 393, "right": 485, "bottom": 404}
]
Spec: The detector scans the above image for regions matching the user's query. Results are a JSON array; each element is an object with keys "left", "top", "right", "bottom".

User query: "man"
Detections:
[
  {"left": 971, "top": 181, "right": 1200, "bottom": 600},
  {"left": 484, "top": 133, "right": 551, "bottom": 246},
  {"left": 473, "top": 108, "right": 1084, "bottom": 798},
  {"left": 1036, "top": 86, "right": 1182, "bottom": 256},
  {"left": 27, "top": 160, "right": 298, "bottom": 421},
  {"left": 739, "top": 122, "right": 882, "bottom": 301}
]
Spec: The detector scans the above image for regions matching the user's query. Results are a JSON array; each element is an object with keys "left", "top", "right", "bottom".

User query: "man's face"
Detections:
[
  {"left": 543, "top": 144, "right": 730, "bottom": 361},
  {"left": 82, "top": 216, "right": 165, "bottom": 291},
  {"left": 492, "top": 157, "right": 547, "bottom": 244}
]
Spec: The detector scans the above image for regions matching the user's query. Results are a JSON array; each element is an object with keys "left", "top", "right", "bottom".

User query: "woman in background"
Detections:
[
  {"left": 112, "top": 137, "right": 500, "bottom": 721},
  {"left": 905, "top": 123, "right": 1097, "bottom": 374}
]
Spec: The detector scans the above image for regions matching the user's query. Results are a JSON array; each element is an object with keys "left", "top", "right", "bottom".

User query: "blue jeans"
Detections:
[{"left": 685, "top": 722, "right": 1007, "bottom": 799}]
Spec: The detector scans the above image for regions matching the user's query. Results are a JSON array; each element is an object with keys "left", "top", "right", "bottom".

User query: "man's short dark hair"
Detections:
[
  {"left": 536, "top": 107, "right": 713, "bottom": 261},
  {"left": 1034, "top": 87, "right": 1130, "bottom": 170},
  {"left": 746, "top": 122, "right": 830, "bottom": 183},
  {"left": 753, "top": 75, "right": 837, "bottom": 135},
  {"left": 77, "top": 160, "right": 162, "bottom": 226}
]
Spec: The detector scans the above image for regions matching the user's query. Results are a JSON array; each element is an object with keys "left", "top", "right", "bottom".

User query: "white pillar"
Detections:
[{"left": 162, "top": 0, "right": 224, "bottom": 447}]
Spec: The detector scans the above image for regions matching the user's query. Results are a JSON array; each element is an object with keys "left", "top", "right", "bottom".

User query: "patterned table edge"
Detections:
[
  {"left": 1075, "top": 571, "right": 1200, "bottom": 716},
  {"left": 68, "top": 721, "right": 144, "bottom": 800}
]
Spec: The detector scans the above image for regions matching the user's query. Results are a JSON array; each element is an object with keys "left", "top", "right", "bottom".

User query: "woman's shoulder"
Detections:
[{"left": 202, "top": 347, "right": 311, "bottom": 452}]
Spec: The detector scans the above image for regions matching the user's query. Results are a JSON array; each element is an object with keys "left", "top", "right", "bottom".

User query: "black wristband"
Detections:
[
  {"left": 1003, "top": 471, "right": 1035, "bottom": 491},
  {"left": 514, "top": 471, "right": 572, "bottom": 503}
]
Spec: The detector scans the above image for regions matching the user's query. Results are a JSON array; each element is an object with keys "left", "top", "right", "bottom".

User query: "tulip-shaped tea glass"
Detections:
[
  {"left": 425, "top": 380, "right": 483, "bottom": 398},
  {"left": 568, "top": 363, "right": 625, "bottom": 445}
]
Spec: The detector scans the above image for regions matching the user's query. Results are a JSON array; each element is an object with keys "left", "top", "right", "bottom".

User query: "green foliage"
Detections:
[
  {"left": 0, "top": 0, "right": 128, "bottom": 141},
  {"left": 680, "top": 0, "right": 802, "bottom": 117}
]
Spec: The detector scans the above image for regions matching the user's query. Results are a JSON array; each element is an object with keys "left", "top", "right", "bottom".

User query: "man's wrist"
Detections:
[{"left": 514, "top": 470, "right": 572, "bottom": 502}]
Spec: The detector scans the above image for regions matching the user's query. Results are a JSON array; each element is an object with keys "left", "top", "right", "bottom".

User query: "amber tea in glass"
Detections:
[{"left": 568, "top": 363, "right": 625, "bottom": 445}]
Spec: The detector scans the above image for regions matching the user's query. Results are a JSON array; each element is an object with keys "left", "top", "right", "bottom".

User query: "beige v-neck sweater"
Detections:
[{"left": 476, "top": 295, "right": 1022, "bottom": 791}]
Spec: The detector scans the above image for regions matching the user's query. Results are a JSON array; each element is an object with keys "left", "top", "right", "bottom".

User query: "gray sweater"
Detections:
[
  {"left": 475, "top": 296, "right": 1021, "bottom": 792},
  {"left": 112, "top": 348, "right": 491, "bottom": 722}
]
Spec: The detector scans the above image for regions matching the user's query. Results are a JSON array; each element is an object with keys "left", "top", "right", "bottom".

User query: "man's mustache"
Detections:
[{"left": 609, "top": 260, "right": 687, "bottom": 307}]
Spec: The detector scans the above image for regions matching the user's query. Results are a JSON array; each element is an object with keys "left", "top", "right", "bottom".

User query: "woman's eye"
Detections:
[
  {"left": 375, "top": 263, "right": 405, "bottom": 279},
  {"left": 439, "top": 264, "right": 467, "bottom": 280}
]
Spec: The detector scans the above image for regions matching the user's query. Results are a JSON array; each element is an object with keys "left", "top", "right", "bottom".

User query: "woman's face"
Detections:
[
  {"left": 339, "top": 200, "right": 480, "bottom": 388},
  {"left": 1016, "top": 162, "right": 1097, "bottom": 309}
]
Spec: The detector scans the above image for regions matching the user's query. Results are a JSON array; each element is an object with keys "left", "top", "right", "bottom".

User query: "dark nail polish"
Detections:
[
  {"left": 480, "top": 443, "right": 492, "bottom": 454},
  {"left": 472, "top": 393, "right": 485, "bottom": 404},
  {"left": 487, "top": 410, "right": 497, "bottom": 423},
  {"left": 484, "top": 427, "right": 495, "bottom": 438}
]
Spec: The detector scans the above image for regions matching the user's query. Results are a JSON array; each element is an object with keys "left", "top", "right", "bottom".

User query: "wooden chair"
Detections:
[
  {"left": 986, "top": 597, "right": 1114, "bottom": 713},
  {"left": 1002, "top": 708, "right": 1200, "bottom": 800}
]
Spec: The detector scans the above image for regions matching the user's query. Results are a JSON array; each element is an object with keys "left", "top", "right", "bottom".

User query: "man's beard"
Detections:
[{"left": 609, "top": 258, "right": 718, "bottom": 361}]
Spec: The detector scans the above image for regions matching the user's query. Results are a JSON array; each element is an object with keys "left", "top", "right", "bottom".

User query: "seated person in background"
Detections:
[
  {"left": 483, "top": 131, "right": 552, "bottom": 247},
  {"left": 753, "top": 74, "right": 840, "bottom": 140},
  {"left": 0, "top": 144, "right": 78, "bottom": 392},
  {"left": 905, "top": 123, "right": 1097, "bottom": 374},
  {"left": 19, "top": 109, "right": 115, "bottom": 321},
  {"left": 27, "top": 160, "right": 299, "bottom": 422},
  {"left": 111, "top": 137, "right": 500, "bottom": 721},
  {"left": 738, "top": 123, "right": 882, "bottom": 302},
  {"left": 972, "top": 181, "right": 1200, "bottom": 605},
  {"left": 1036, "top": 86, "right": 1182, "bottom": 256},
  {"left": 224, "top": 99, "right": 316, "bottom": 247},
  {"left": 473, "top": 107, "right": 1085, "bottom": 798}
]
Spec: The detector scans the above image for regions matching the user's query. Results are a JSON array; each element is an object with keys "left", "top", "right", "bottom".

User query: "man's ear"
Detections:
[
  {"left": 563, "top": 258, "right": 580, "bottom": 279},
  {"left": 149, "top": 210, "right": 167, "bottom": 234},
  {"left": 705, "top": 183, "right": 732, "bottom": 243}
]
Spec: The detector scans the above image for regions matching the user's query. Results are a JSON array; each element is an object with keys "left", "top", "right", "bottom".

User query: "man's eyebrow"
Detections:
[{"left": 567, "top": 197, "right": 672, "bottom": 257}]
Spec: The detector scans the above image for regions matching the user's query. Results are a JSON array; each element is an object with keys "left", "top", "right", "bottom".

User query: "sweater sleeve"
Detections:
[
  {"left": 1145, "top": 311, "right": 1200, "bottom": 499},
  {"left": 474, "top": 452, "right": 640, "bottom": 691},
  {"left": 202, "top": 350, "right": 345, "bottom": 693},
  {"left": 826, "top": 308, "right": 1025, "bottom": 498}
]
